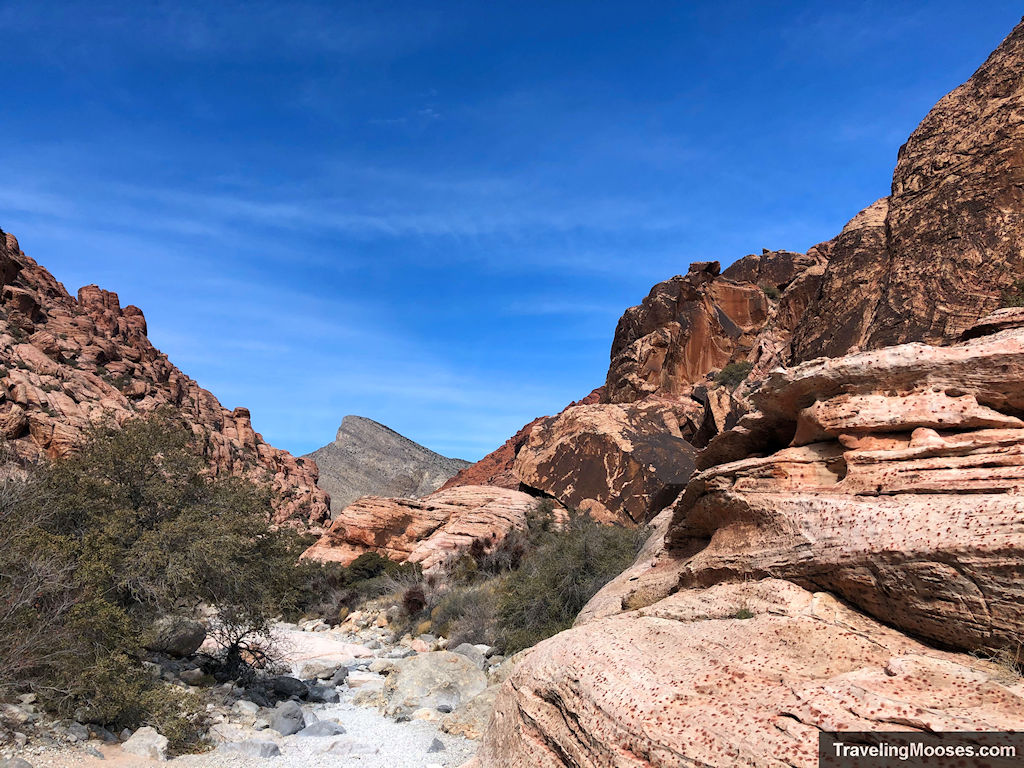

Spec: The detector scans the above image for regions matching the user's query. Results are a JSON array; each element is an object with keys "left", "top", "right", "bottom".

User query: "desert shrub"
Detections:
[
  {"left": 0, "top": 412, "right": 305, "bottom": 747},
  {"left": 495, "top": 514, "right": 645, "bottom": 654},
  {"left": 1002, "top": 279, "right": 1024, "bottom": 308},
  {"left": 761, "top": 283, "right": 782, "bottom": 300},
  {"left": 714, "top": 360, "right": 754, "bottom": 389},
  {"left": 431, "top": 583, "right": 498, "bottom": 646},
  {"left": 402, "top": 584, "right": 427, "bottom": 616}
]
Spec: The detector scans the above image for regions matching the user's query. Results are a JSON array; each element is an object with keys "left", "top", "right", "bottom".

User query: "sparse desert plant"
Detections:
[
  {"left": 1002, "top": 278, "right": 1024, "bottom": 307},
  {"left": 734, "top": 606, "right": 755, "bottom": 620},
  {"left": 495, "top": 513, "right": 645, "bottom": 654},
  {"left": 714, "top": 360, "right": 754, "bottom": 389},
  {"left": 761, "top": 283, "right": 782, "bottom": 300}
]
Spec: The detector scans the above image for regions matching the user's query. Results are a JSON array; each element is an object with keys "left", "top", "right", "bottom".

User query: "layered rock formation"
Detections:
[
  {"left": 0, "top": 230, "right": 328, "bottom": 526},
  {"left": 792, "top": 20, "right": 1024, "bottom": 358},
  {"left": 605, "top": 252, "right": 826, "bottom": 404},
  {"left": 470, "top": 580, "right": 1024, "bottom": 768},
  {"left": 302, "top": 485, "right": 542, "bottom": 572},
  {"left": 305, "top": 415, "right": 469, "bottom": 516},
  {"left": 471, "top": 316, "right": 1024, "bottom": 767}
]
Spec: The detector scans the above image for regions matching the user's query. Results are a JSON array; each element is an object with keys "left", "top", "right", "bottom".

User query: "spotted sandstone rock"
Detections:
[{"left": 302, "top": 485, "right": 542, "bottom": 571}]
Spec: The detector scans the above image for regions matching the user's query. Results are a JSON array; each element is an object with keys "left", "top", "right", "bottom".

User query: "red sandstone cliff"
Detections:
[{"left": 0, "top": 230, "right": 329, "bottom": 527}]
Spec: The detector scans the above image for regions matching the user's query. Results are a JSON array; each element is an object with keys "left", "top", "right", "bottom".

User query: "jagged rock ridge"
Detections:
[
  {"left": 305, "top": 415, "right": 469, "bottom": 516},
  {"left": 0, "top": 230, "right": 329, "bottom": 527}
]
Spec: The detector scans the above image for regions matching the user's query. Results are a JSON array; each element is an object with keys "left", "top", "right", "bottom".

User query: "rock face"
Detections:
[
  {"left": 667, "top": 322, "right": 1024, "bottom": 653},
  {"left": 442, "top": 388, "right": 604, "bottom": 492},
  {"left": 305, "top": 415, "right": 469, "bottom": 516},
  {"left": 0, "top": 231, "right": 328, "bottom": 527},
  {"left": 512, "top": 399, "right": 698, "bottom": 525},
  {"left": 793, "top": 20, "right": 1024, "bottom": 358},
  {"left": 302, "top": 485, "right": 542, "bottom": 571},
  {"left": 473, "top": 320, "right": 1024, "bottom": 767},
  {"left": 469, "top": 580, "right": 1024, "bottom": 768},
  {"left": 605, "top": 253, "right": 825, "bottom": 404}
]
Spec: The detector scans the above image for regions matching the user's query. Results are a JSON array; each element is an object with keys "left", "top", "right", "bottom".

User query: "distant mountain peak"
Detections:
[{"left": 305, "top": 416, "right": 470, "bottom": 516}]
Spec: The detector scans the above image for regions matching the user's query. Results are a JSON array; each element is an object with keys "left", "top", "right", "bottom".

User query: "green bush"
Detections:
[
  {"left": 1002, "top": 279, "right": 1024, "bottom": 308},
  {"left": 761, "top": 283, "right": 782, "bottom": 300},
  {"left": 495, "top": 513, "right": 645, "bottom": 654},
  {"left": 0, "top": 411, "right": 307, "bottom": 747},
  {"left": 714, "top": 360, "right": 754, "bottom": 389}
]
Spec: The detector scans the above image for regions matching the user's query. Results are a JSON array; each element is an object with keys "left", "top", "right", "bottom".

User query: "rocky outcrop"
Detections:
[
  {"left": 469, "top": 580, "right": 1024, "bottom": 768},
  {"left": 473, "top": 319, "right": 1024, "bottom": 767},
  {"left": 442, "top": 388, "right": 604, "bottom": 492},
  {"left": 512, "top": 399, "right": 698, "bottom": 525},
  {"left": 604, "top": 252, "right": 825, "bottom": 404},
  {"left": 305, "top": 415, "right": 469, "bottom": 516},
  {"left": 0, "top": 231, "right": 328, "bottom": 526},
  {"left": 666, "top": 321, "right": 1024, "bottom": 653},
  {"left": 793, "top": 20, "right": 1024, "bottom": 358},
  {"left": 302, "top": 485, "right": 542, "bottom": 572}
]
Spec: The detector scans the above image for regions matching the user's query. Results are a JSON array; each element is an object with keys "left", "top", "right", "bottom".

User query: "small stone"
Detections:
[{"left": 427, "top": 737, "right": 446, "bottom": 752}]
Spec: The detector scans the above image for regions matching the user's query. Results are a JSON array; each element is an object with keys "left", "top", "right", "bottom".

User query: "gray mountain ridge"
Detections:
[{"left": 304, "top": 415, "right": 471, "bottom": 516}]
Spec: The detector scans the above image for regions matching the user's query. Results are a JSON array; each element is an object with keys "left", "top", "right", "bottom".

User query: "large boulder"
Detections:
[
  {"left": 145, "top": 617, "right": 206, "bottom": 658},
  {"left": 269, "top": 700, "right": 305, "bottom": 736},
  {"left": 380, "top": 651, "right": 488, "bottom": 719},
  {"left": 122, "top": 726, "right": 168, "bottom": 761},
  {"left": 469, "top": 580, "right": 1024, "bottom": 768},
  {"left": 302, "top": 485, "right": 542, "bottom": 571},
  {"left": 513, "top": 400, "right": 698, "bottom": 524}
]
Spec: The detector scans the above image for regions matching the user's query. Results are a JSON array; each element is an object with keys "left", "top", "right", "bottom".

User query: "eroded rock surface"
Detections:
[
  {"left": 512, "top": 399, "right": 698, "bottom": 525},
  {"left": 302, "top": 485, "right": 541, "bottom": 571},
  {"left": 792, "top": 20, "right": 1024, "bottom": 357},
  {"left": 469, "top": 581, "right": 1024, "bottom": 768},
  {"left": 0, "top": 231, "right": 328, "bottom": 526},
  {"left": 665, "top": 324, "right": 1024, "bottom": 653}
]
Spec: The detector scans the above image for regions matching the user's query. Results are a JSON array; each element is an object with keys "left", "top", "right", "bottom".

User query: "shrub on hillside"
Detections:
[
  {"left": 494, "top": 513, "right": 646, "bottom": 654},
  {"left": 0, "top": 411, "right": 308, "bottom": 749},
  {"left": 714, "top": 360, "right": 754, "bottom": 389}
]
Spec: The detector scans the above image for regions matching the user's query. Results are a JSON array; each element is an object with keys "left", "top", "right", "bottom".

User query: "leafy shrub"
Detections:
[
  {"left": 431, "top": 583, "right": 498, "bottom": 647},
  {"left": 0, "top": 411, "right": 307, "bottom": 747},
  {"left": 495, "top": 513, "right": 645, "bottom": 654},
  {"left": 714, "top": 360, "right": 754, "bottom": 389}
]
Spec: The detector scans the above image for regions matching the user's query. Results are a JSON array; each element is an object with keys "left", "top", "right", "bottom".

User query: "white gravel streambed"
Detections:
[{"left": 21, "top": 618, "right": 481, "bottom": 768}]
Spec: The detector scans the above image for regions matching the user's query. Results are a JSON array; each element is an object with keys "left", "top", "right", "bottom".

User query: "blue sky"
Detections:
[{"left": 0, "top": 1, "right": 1020, "bottom": 460}]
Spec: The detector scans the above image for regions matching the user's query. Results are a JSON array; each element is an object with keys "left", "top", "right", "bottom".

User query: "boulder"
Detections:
[
  {"left": 381, "top": 651, "right": 488, "bottom": 719},
  {"left": 450, "top": 642, "right": 486, "bottom": 669},
  {"left": 513, "top": 400, "right": 698, "bottom": 524},
  {"left": 439, "top": 685, "right": 498, "bottom": 740},
  {"left": 0, "top": 759, "right": 34, "bottom": 768},
  {"left": 269, "top": 700, "right": 305, "bottom": 736},
  {"left": 303, "top": 485, "right": 542, "bottom": 571},
  {"left": 296, "top": 720, "right": 347, "bottom": 738},
  {"left": 146, "top": 617, "right": 206, "bottom": 658},
  {"left": 469, "top": 581, "right": 1024, "bottom": 768},
  {"left": 268, "top": 675, "right": 309, "bottom": 699},
  {"left": 122, "top": 726, "right": 168, "bottom": 761},
  {"left": 220, "top": 740, "right": 281, "bottom": 758}
]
